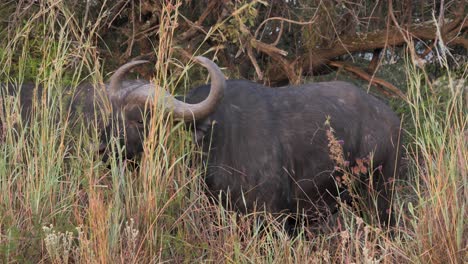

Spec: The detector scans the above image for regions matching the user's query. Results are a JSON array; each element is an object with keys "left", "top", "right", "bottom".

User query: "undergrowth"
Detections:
[{"left": 0, "top": 1, "right": 466, "bottom": 263}]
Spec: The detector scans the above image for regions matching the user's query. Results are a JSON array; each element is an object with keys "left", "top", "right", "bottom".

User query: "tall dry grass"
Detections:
[{"left": 0, "top": 1, "right": 466, "bottom": 263}]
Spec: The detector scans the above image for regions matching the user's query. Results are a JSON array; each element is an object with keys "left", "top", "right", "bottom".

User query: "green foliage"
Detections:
[{"left": 217, "top": 0, "right": 267, "bottom": 44}]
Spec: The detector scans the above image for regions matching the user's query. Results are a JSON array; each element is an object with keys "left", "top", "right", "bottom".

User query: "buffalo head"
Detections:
[{"left": 98, "top": 56, "right": 226, "bottom": 160}]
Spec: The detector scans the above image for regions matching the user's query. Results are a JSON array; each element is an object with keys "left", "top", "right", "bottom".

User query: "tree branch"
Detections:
[
  {"left": 266, "top": 17, "right": 466, "bottom": 83},
  {"left": 328, "top": 61, "right": 406, "bottom": 99}
]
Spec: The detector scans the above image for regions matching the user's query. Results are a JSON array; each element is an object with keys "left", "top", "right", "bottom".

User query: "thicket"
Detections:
[{"left": 0, "top": 0, "right": 466, "bottom": 263}]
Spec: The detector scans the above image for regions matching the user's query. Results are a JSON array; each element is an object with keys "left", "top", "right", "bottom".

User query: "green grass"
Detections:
[{"left": 0, "top": 1, "right": 466, "bottom": 263}]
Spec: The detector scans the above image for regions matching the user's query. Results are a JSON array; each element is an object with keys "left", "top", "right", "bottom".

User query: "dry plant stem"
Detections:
[{"left": 0, "top": 98, "right": 4, "bottom": 143}]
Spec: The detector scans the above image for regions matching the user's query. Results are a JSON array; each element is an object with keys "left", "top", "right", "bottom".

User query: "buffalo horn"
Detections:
[{"left": 110, "top": 56, "right": 225, "bottom": 122}]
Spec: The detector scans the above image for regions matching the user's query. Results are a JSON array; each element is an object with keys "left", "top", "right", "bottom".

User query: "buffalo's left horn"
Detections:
[{"left": 107, "top": 60, "right": 150, "bottom": 105}]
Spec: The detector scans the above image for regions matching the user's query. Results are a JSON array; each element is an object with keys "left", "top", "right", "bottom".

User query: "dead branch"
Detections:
[
  {"left": 448, "top": 37, "right": 468, "bottom": 49},
  {"left": 266, "top": 17, "right": 466, "bottom": 83},
  {"left": 247, "top": 45, "right": 263, "bottom": 80},
  {"left": 254, "top": 16, "right": 316, "bottom": 40},
  {"left": 328, "top": 61, "right": 406, "bottom": 100},
  {"left": 178, "top": 0, "right": 218, "bottom": 42},
  {"left": 250, "top": 38, "right": 301, "bottom": 84}
]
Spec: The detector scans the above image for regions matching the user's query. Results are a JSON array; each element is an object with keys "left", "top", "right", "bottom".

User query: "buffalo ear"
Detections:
[{"left": 193, "top": 118, "right": 213, "bottom": 146}]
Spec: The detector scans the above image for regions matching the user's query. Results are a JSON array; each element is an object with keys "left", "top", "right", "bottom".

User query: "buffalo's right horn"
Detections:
[{"left": 169, "top": 56, "right": 225, "bottom": 121}]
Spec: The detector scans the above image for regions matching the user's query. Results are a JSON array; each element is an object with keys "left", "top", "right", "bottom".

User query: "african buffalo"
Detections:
[{"left": 103, "top": 56, "right": 402, "bottom": 229}]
